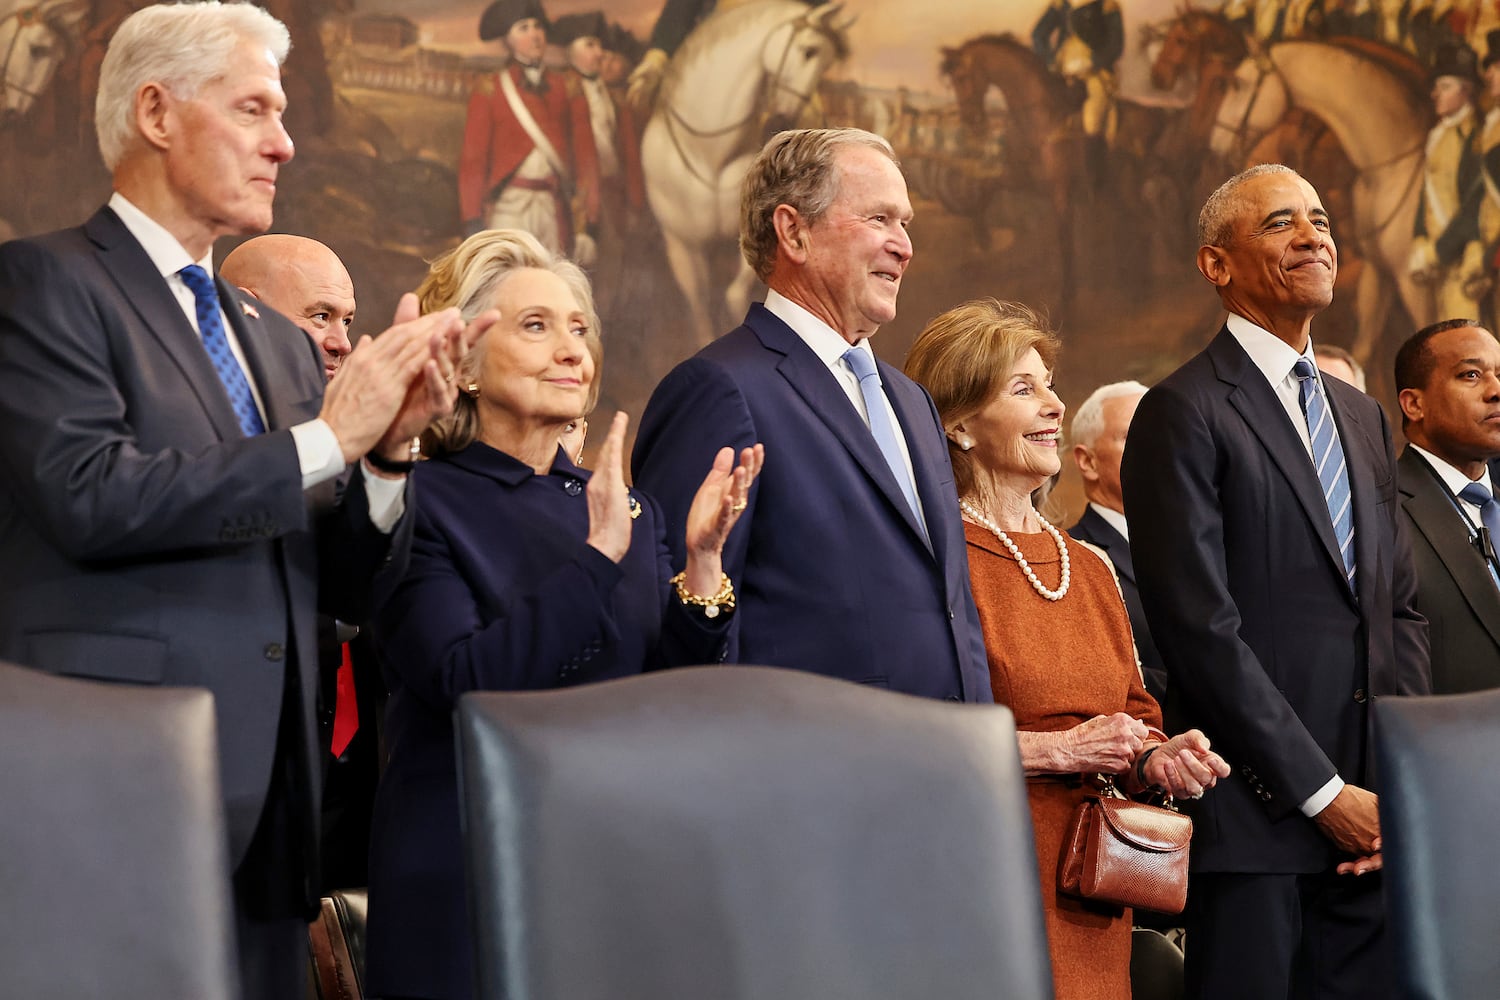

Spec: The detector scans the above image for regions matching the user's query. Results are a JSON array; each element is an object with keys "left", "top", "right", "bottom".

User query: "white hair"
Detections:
[
  {"left": 1070, "top": 380, "right": 1148, "bottom": 450},
  {"left": 1197, "top": 163, "right": 1297, "bottom": 247},
  {"left": 95, "top": 2, "right": 290, "bottom": 171}
]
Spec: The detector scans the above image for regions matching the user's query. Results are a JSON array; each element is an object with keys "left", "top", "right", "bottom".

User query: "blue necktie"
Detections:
[
  {"left": 178, "top": 265, "right": 264, "bottom": 437},
  {"left": 843, "top": 347, "right": 926, "bottom": 538},
  {"left": 1457, "top": 481, "right": 1500, "bottom": 589},
  {"left": 1293, "top": 359, "right": 1355, "bottom": 589}
]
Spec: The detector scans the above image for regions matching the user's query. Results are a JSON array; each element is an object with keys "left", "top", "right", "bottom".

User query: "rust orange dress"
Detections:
[{"left": 965, "top": 522, "right": 1163, "bottom": 1000}]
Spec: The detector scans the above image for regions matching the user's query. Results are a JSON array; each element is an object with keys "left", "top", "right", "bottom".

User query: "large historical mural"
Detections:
[{"left": 6, "top": 0, "right": 1490, "bottom": 513}]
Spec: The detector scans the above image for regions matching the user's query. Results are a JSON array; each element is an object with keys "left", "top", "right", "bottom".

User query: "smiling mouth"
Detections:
[{"left": 1025, "top": 430, "right": 1059, "bottom": 444}]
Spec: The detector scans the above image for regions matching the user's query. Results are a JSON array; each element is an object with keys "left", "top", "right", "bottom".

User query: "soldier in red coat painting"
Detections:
[{"left": 459, "top": 0, "right": 598, "bottom": 257}]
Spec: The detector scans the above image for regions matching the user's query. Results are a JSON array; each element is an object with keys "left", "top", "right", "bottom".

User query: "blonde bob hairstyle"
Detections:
[
  {"left": 903, "top": 298, "right": 1061, "bottom": 500},
  {"left": 415, "top": 229, "right": 602, "bottom": 455}
]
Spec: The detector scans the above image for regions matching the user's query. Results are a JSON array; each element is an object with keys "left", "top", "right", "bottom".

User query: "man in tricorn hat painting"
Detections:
[
  {"left": 458, "top": 0, "right": 598, "bottom": 256},
  {"left": 1474, "top": 29, "right": 1500, "bottom": 328},
  {"left": 1410, "top": 41, "right": 1485, "bottom": 322}
]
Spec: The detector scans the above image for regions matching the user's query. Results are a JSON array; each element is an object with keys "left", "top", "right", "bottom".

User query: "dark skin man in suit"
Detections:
[
  {"left": 1394, "top": 320, "right": 1500, "bottom": 693},
  {"left": 1121, "top": 164, "right": 1429, "bottom": 1000}
]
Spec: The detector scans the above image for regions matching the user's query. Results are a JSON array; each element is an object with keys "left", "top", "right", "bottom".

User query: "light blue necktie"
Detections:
[
  {"left": 178, "top": 264, "right": 264, "bottom": 437},
  {"left": 843, "top": 346, "right": 925, "bottom": 538},
  {"left": 1457, "top": 481, "right": 1500, "bottom": 590},
  {"left": 1293, "top": 359, "right": 1355, "bottom": 589}
]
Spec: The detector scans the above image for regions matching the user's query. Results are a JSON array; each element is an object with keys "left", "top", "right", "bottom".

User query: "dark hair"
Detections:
[{"left": 1394, "top": 318, "right": 1488, "bottom": 428}]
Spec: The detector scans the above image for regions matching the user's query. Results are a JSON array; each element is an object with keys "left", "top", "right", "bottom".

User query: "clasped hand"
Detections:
[{"left": 1138, "top": 729, "right": 1232, "bottom": 800}]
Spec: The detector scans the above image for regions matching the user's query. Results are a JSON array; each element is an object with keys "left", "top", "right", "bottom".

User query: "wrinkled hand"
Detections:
[
  {"left": 323, "top": 294, "right": 498, "bottom": 466},
  {"left": 1141, "top": 729, "right": 1232, "bottom": 799},
  {"left": 680, "top": 442, "right": 764, "bottom": 597},
  {"left": 1056, "top": 712, "right": 1148, "bottom": 774},
  {"left": 584, "top": 412, "right": 633, "bottom": 563},
  {"left": 1314, "top": 783, "right": 1383, "bottom": 875}
]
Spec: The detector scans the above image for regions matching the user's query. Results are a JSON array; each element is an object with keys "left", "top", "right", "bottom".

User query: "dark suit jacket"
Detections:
[
  {"left": 631, "top": 302, "right": 991, "bottom": 703},
  {"left": 0, "top": 207, "right": 410, "bottom": 911},
  {"left": 1396, "top": 447, "right": 1500, "bottom": 693},
  {"left": 1120, "top": 326, "right": 1428, "bottom": 874},
  {"left": 1068, "top": 504, "right": 1167, "bottom": 703},
  {"left": 366, "top": 443, "right": 727, "bottom": 1000}
]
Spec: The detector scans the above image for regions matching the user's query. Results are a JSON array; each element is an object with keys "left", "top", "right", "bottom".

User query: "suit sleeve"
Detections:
[
  {"left": 1121, "top": 382, "right": 1339, "bottom": 814},
  {"left": 632, "top": 357, "right": 758, "bottom": 662},
  {"left": 0, "top": 237, "right": 311, "bottom": 562}
]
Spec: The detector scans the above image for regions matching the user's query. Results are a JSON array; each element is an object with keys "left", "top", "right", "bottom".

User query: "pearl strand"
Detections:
[{"left": 959, "top": 498, "right": 1071, "bottom": 601}]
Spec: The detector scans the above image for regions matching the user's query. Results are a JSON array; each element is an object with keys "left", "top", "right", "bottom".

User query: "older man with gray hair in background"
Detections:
[{"left": 1067, "top": 379, "right": 1165, "bottom": 702}]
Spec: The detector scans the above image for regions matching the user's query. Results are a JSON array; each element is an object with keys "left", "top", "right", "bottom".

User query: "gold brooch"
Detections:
[{"left": 628, "top": 493, "right": 642, "bottom": 520}]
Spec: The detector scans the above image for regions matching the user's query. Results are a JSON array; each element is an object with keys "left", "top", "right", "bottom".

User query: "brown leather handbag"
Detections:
[{"left": 1058, "top": 775, "right": 1192, "bottom": 914}]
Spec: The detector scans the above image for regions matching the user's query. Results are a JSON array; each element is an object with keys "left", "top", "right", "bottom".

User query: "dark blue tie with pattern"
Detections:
[{"left": 178, "top": 264, "right": 264, "bottom": 436}]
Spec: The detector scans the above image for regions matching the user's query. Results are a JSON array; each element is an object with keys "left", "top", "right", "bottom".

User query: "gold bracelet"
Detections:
[{"left": 670, "top": 571, "right": 735, "bottom": 619}]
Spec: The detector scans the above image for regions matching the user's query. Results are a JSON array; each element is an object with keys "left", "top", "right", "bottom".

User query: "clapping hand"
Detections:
[{"left": 680, "top": 443, "right": 764, "bottom": 597}]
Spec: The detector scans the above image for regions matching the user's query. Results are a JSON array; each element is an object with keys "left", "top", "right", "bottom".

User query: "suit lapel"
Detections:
[
  {"left": 747, "top": 307, "right": 932, "bottom": 551},
  {"left": 1326, "top": 381, "right": 1383, "bottom": 609},
  {"left": 1211, "top": 328, "right": 1351, "bottom": 596},
  {"left": 883, "top": 368, "right": 942, "bottom": 556},
  {"left": 1400, "top": 450, "right": 1500, "bottom": 649},
  {"left": 1081, "top": 507, "right": 1134, "bottom": 583},
  {"left": 219, "top": 278, "right": 300, "bottom": 432},
  {"left": 84, "top": 208, "right": 245, "bottom": 442}
]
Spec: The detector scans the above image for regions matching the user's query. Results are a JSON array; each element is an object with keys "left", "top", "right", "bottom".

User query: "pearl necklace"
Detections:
[{"left": 959, "top": 498, "right": 1071, "bottom": 601}]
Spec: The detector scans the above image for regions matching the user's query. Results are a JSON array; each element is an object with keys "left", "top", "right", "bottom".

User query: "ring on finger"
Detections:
[{"left": 730, "top": 500, "right": 747, "bottom": 513}]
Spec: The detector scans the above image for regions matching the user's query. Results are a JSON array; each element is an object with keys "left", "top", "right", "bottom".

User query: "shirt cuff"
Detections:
[
  {"left": 360, "top": 463, "right": 407, "bottom": 534},
  {"left": 292, "top": 419, "right": 345, "bottom": 489},
  {"left": 1300, "top": 775, "right": 1344, "bottom": 817}
]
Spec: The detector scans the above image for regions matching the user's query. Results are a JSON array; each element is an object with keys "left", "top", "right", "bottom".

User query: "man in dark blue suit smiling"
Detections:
[{"left": 632, "top": 128, "right": 990, "bottom": 702}]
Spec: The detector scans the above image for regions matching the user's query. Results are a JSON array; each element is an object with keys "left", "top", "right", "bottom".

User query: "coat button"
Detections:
[
  {"left": 946, "top": 694, "right": 961, "bottom": 702},
  {"left": 1260, "top": 790, "right": 1273, "bottom": 801},
  {"left": 263, "top": 643, "right": 284, "bottom": 661},
  {"left": 564, "top": 478, "right": 583, "bottom": 496},
  {"left": 1353, "top": 689, "right": 1367, "bottom": 704}
]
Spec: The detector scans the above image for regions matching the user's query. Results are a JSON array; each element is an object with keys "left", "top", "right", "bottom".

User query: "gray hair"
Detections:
[
  {"left": 1070, "top": 380, "right": 1148, "bottom": 450},
  {"left": 740, "top": 127, "right": 898, "bottom": 281},
  {"left": 96, "top": 2, "right": 290, "bottom": 171},
  {"left": 1313, "top": 343, "right": 1367, "bottom": 392},
  {"left": 415, "top": 229, "right": 602, "bottom": 454},
  {"left": 1197, "top": 163, "right": 1297, "bottom": 247}
]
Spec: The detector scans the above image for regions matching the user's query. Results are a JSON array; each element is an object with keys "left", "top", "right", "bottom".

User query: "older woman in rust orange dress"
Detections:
[{"left": 906, "top": 298, "right": 1231, "bottom": 999}]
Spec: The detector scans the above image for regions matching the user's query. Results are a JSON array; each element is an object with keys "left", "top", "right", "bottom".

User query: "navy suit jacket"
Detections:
[
  {"left": 1396, "top": 447, "right": 1500, "bottom": 693},
  {"left": 0, "top": 207, "right": 410, "bottom": 908},
  {"left": 632, "top": 302, "right": 991, "bottom": 702},
  {"left": 1121, "top": 326, "right": 1428, "bottom": 874},
  {"left": 1068, "top": 504, "right": 1167, "bottom": 703},
  {"left": 367, "top": 443, "right": 727, "bottom": 1000}
]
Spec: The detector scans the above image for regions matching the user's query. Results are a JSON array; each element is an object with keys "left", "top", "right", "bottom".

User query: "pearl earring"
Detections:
[
  {"left": 465, "top": 382, "right": 480, "bottom": 396},
  {"left": 961, "top": 438, "right": 974, "bottom": 451}
]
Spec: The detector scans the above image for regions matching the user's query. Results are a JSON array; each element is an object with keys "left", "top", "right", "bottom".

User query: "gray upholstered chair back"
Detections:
[
  {"left": 0, "top": 660, "right": 237, "bottom": 1000},
  {"left": 1376, "top": 689, "right": 1500, "bottom": 1000},
  {"left": 457, "top": 665, "right": 1053, "bottom": 1000}
]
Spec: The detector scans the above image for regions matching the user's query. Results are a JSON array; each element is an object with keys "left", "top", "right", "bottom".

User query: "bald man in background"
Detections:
[
  {"left": 221, "top": 234, "right": 356, "bottom": 381},
  {"left": 222, "top": 233, "right": 376, "bottom": 890}
]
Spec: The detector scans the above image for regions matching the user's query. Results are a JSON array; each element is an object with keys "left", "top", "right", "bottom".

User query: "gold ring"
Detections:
[
  {"left": 445, "top": 373, "right": 454, "bottom": 383},
  {"left": 730, "top": 501, "right": 747, "bottom": 513}
]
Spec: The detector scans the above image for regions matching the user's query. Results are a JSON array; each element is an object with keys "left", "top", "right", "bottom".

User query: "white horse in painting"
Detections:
[
  {"left": 0, "top": 0, "right": 85, "bottom": 122},
  {"left": 1211, "top": 42, "right": 1431, "bottom": 362},
  {"left": 642, "top": 0, "right": 853, "bottom": 346}
]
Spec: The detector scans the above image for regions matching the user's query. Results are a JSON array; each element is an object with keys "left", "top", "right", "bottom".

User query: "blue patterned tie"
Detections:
[
  {"left": 1457, "top": 481, "right": 1500, "bottom": 589},
  {"left": 1293, "top": 359, "right": 1355, "bottom": 589},
  {"left": 843, "top": 347, "right": 926, "bottom": 539},
  {"left": 178, "top": 265, "right": 264, "bottom": 436}
]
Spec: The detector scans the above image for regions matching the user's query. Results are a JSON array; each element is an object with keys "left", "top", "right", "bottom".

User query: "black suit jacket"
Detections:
[
  {"left": 1396, "top": 447, "right": 1500, "bottom": 693},
  {"left": 0, "top": 207, "right": 412, "bottom": 911},
  {"left": 1121, "top": 326, "right": 1428, "bottom": 874},
  {"left": 1068, "top": 505, "right": 1167, "bottom": 703}
]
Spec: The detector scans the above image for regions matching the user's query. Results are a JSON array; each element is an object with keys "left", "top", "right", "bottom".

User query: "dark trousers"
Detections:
[{"left": 1184, "top": 870, "right": 1391, "bottom": 1000}]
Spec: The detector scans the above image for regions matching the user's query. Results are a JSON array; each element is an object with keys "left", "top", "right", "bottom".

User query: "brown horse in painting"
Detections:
[{"left": 940, "top": 33, "right": 1083, "bottom": 305}]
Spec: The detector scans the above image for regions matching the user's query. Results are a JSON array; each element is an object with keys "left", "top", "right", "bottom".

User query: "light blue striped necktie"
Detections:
[
  {"left": 843, "top": 346, "right": 926, "bottom": 540},
  {"left": 1293, "top": 359, "right": 1355, "bottom": 589},
  {"left": 1457, "top": 481, "right": 1500, "bottom": 590}
]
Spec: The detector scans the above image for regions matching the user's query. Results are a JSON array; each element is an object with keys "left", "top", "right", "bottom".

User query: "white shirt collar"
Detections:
[
  {"left": 763, "top": 288, "right": 873, "bottom": 373},
  {"left": 1225, "top": 312, "right": 1318, "bottom": 390},
  {"left": 108, "top": 191, "right": 213, "bottom": 279},
  {"left": 1089, "top": 501, "right": 1130, "bottom": 542},
  {"left": 1408, "top": 443, "right": 1497, "bottom": 501}
]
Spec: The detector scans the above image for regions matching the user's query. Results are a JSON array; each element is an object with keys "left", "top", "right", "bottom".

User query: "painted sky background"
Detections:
[{"left": 353, "top": 0, "right": 1198, "bottom": 100}]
